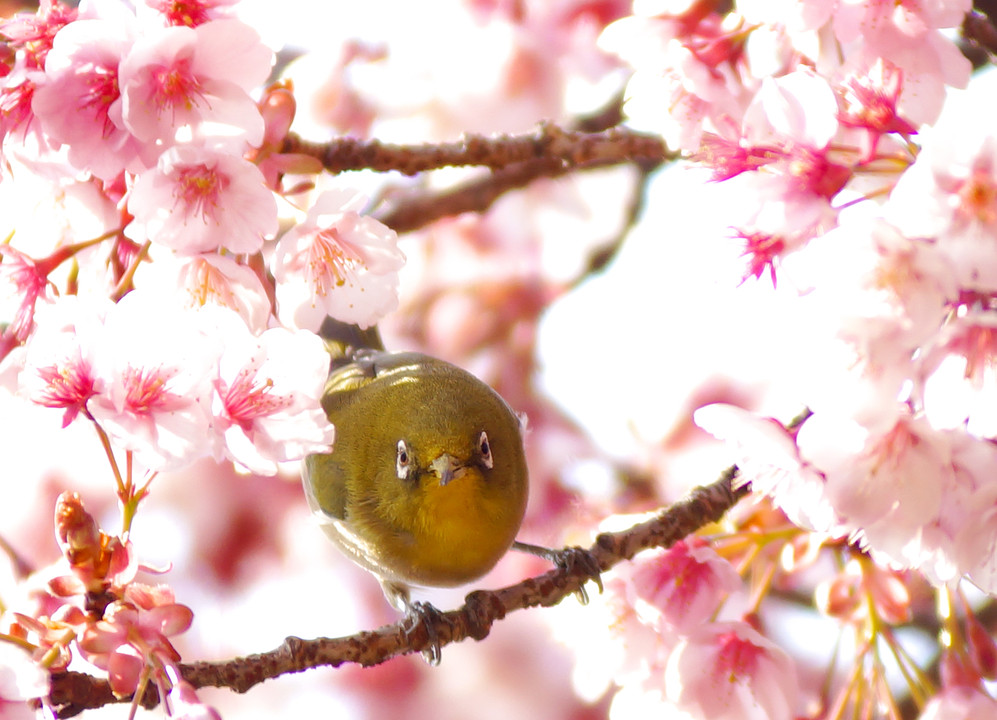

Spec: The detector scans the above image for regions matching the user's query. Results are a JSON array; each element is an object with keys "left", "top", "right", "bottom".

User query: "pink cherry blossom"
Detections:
[
  {"left": 739, "top": 70, "right": 850, "bottom": 204},
  {"left": 0, "top": 67, "right": 51, "bottom": 164},
  {"left": 952, "top": 466, "right": 997, "bottom": 594},
  {"left": 797, "top": 409, "right": 997, "bottom": 584},
  {"left": 118, "top": 19, "right": 271, "bottom": 147},
  {"left": 623, "top": 537, "right": 742, "bottom": 633},
  {"left": 0, "top": 0, "right": 78, "bottom": 70},
  {"left": 79, "top": 586, "right": 193, "bottom": 697},
  {"left": 87, "top": 291, "right": 219, "bottom": 470},
  {"left": 833, "top": 0, "right": 970, "bottom": 44},
  {"left": 210, "top": 314, "right": 334, "bottom": 476},
  {"left": 887, "top": 88, "right": 997, "bottom": 293},
  {"left": 837, "top": 58, "right": 917, "bottom": 162},
  {"left": 664, "top": 621, "right": 798, "bottom": 720},
  {"left": 19, "top": 296, "right": 111, "bottom": 427},
  {"left": 599, "top": 10, "right": 755, "bottom": 152},
  {"left": 917, "top": 307, "right": 997, "bottom": 438},
  {"left": 550, "top": 570, "right": 674, "bottom": 704},
  {"left": 0, "top": 245, "right": 57, "bottom": 348},
  {"left": 142, "top": 0, "right": 240, "bottom": 28},
  {"left": 743, "top": 70, "right": 840, "bottom": 150},
  {"left": 125, "top": 143, "right": 278, "bottom": 254},
  {"left": 270, "top": 189, "right": 406, "bottom": 331},
  {"left": 835, "top": 17, "right": 970, "bottom": 126},
  {"left": 694, "top": 403, "right": 841, "bottom": 533},
  {"left": 31, "top": 17, "right": 152, "bottom": 180},
  {"left": 785, "top": 216, "right": 955, "bottom": 423},
  {"left": 138, "top": 252, "right": 272, "bottom": 333},
  {"left": 805, "top": 412, "right": 944, "bottom": 546}
]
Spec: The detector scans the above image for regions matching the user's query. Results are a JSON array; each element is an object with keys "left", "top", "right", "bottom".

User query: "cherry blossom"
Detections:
[
  {"left": 917, "top": 308, "right": 997, "bottom": 438},
  {"left": 270, "top": 189, "right": 405, "bottom": 330},
  {"left": 117, "top": 18, "right": 272, "bottom": 148},
  {"left": 137, "top": 251, "right": 272, "bottom": 332},
  {"left": 210, "top": 312, "right": 334, "bottom": 475},
  {"left": 599, "top": 8, "right": 755, "bottom": 152},
  {"left": 622, "top": 538, "right": 742, "bottom": 633},
  {"left": 664, "top": 621, "right": 798, "bottom": 720},
  {"left": 86, "top": 291, "right": 219, "bottom": 470},
  {"left": 79, "top": 586, "right": 193, "bottom": 696},
  {"left": 125, "top": 142, "right": 278, "bottom": 254},
  {"left": 31, "top": 16, "right": 151, "bottom": 180},
  {"left": 837, "top": 58, "right": 917, "bottom": 162},
  {"left": 0, "top": 67, "right": 49, "bottom": 164},
  {"left": 694, "top": 403, "right": 841, "bottom": 534},
  {"left": 0, "top": 245, "right": 57, "bottom": 349},
  {"left": 551, "top": 569, "right": 674, "bottom": 705},
  {"left": 19, "top": 296, "right": 111, "bottom": 427},
  {"left": 832, "top": 0, "right": 970, "bottom": 41},
  {"left": 800, "top": 409, "right": 997, "bottom": 585},
  {"left": 887, "top": 79, "right": 997, "bottom": 293},
  {"left": 141, "top": 0, "right": 240, "bottom": 28},
  {"left": 0, "top": 1, "right": 77, "bottom": 164},
  {"left": 0, "top": 0, "right": 78, "bottom": 70}
]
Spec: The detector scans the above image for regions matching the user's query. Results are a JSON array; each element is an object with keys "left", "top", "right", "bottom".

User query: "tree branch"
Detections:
[
  {"left": 962, "top": 10, "right": 997, "bottom": 58},
  {"left": 47, "top": 466, "right": 747, "bottom": 717},
  {"left": 288, "top": 123, "right": 675, "bottom": 235},
  {"left": 280, "top": 123, "right": 672, "bottom": 177},
  {"left": 374, "top": 129, "right": 671, "bottom": 233}
]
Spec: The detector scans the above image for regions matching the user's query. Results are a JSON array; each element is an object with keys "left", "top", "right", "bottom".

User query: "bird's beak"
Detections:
[{"left": 430, "top": 453, "right": 466, "bottom": 486}]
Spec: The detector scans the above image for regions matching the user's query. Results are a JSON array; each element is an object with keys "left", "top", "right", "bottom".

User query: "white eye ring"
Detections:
[
  {"left": 396, "top": 440, "right": 411, "bottom": 480},
  {"left": 479, "top": 431, "right": 493, "bottom": 469}
]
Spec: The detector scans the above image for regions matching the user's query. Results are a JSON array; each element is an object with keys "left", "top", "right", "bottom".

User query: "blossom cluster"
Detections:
[
  {"left": 0, "top": 0, "right": 406, "bottom": 716},
  {"left": 608, "top": 1, "right": 989, "bottom": 592},
  {"left": 599, "top": 0, "right": 997, "bottom": 714},
  {"left": 0, "top": 0, "right": 408, "bottom": 479},
  {"left": 555, "top": 536, "right": 798, "bottom": 720},
  {"left": 6, "top": 493, "right": 199, "bottom": 716}
]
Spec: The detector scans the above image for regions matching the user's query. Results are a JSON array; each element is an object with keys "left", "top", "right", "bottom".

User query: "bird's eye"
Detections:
[
  {"left": 396, "top": 440, "right": 411, "bottom": 480},
  {"left": 478, "top": 431, "right": 493, "bottom": 469}
]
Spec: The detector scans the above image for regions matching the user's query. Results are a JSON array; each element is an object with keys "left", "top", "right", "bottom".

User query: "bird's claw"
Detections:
[
  {"left": 512, "top": 541, "right": 604, "bottom": 605},
  {"left": 549, "top": 545, "right": 604, "bottom": 604},
  {"left": 402, "top": 600, "right": 453, "bottom": 665}
]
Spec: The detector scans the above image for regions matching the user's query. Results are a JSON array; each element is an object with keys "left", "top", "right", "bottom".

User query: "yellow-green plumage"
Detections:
[{"left": 302, "top": 350, "right": 529, "bottom": 610}]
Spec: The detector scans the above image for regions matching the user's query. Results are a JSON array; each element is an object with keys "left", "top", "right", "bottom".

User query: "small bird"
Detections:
[{"left": 301, "top": 348, "right": 530, "bottom": 614}]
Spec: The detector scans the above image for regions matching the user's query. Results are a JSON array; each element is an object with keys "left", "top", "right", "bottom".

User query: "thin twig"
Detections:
[{"left": 47, "top": 467, "right": 746, "bottom": 717}]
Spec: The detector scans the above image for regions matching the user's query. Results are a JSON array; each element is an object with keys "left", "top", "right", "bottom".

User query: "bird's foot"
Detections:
[
  {"left": 401, "top": 600, "right": 453, "bottom": 665},
  {"left": 511, "top": 541, "right": 604, "bottom": 604}
]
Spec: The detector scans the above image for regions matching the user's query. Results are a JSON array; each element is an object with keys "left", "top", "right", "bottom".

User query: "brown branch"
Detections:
[
  {"left": 47, "top": 467, "right": 747, "bottom": 717},
  {"left": 376, "top": 145, "right": 669, "bottom": 234},
  {"left": 280, "top": 123, "right": 671, "bottom": 177},
  {"left": 376, "top": 157, "right": 566, "bottom": 233},
  {"left": 963, "top": 11, "right": 997, "bottom": 57}
]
